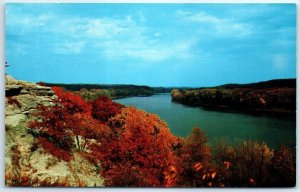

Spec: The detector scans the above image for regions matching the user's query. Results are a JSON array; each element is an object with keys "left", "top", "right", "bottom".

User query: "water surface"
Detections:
[{"left": 115, "top": 93, "right": 296, "bottom": 149}]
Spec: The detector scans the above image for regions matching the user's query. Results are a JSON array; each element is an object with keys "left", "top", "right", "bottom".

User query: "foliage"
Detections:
[
  {"left": 90, "top": 96, "right": 124, "bottom": 123},
  {"left": 29, "top": 87, "right": 107, "bottom": 158},
  {"left": 175, "top": 127, "right": 214, "bottom": 187},
  {"left": 38, "top": 137, "right": 72, "bottom": 162},
  {"left": 90, "top": 107, "right": 179, "bottom": 187},
  {"left": 171, "top": 79, "right": 296, "bottom": 113},
  {"left": 41, "top": 82, "right": 156, "bottom": 100},
  {"left": 26, "top": 86, "right": 296, "bottom": 187},
  {"left": 213, "top": 140, "right": 295, "bottom": 187},
  {"left": 269, "top": 145, "right": 296, "bottom": 187}
]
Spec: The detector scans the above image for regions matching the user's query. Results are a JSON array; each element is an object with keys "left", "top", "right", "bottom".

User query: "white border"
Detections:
[{"left": 0, "top": 1, "right": 299, "bottom": 192}]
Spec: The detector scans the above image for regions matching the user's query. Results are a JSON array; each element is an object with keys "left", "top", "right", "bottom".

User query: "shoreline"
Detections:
[{"left": 171, "top": 100, "right": 296, "bottom": 118}]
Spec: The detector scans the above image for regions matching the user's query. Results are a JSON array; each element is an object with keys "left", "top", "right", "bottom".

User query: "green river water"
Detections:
[{"left": 115, "top": 93, "right": 296, "bottom": 149}]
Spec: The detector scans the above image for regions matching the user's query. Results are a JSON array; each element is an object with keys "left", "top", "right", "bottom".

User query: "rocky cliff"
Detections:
[{"left": 5, "top": 75, "right": 104, "bottom": 187}]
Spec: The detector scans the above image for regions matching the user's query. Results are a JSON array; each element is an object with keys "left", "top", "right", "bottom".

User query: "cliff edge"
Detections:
[{"left": 5, "top": 75, "right": 104, "bottom": 187}]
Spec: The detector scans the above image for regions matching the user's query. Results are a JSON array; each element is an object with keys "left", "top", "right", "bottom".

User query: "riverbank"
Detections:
[{"left": 171, "top": 79, "right": 296, "bottom": 116}]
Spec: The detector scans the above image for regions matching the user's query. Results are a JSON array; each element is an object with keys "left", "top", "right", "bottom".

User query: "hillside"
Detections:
[
  {"left": 171, "top": 79, "right": 296, "bottom": 114},
  {"left": 5, "top": 75, "right": 104, "bottom": 186},
  {"left": 203, "top": 78, "right": 296, "bottom": 89}
]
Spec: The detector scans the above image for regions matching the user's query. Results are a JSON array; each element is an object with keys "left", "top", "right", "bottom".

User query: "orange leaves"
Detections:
[
  {"left": 52, "top": 86, "right": 92, "bottom": 117},
  {"left": 197, "top": 167, "right": 218, "bottom": 187},
  {"left": 211, "top": 171, "right": 217, "bottom": 179},
  {"left": 91, "top": 107, "right": 179, "bottom": 187},
  {"left": 90, "top": 96, "right": 123, "bottom": 123},
  {"left": 38, "top": 137, "right": 72, "bottom": 162},
  {"left": 26, "top": 86, "right": 296, "bottom": 187},
  {"left": 194, "top": 162, "right": 203, "bottom": 171},
  {"left": 164, "top": 166, "right": 178, "bottom": 187},
  {"left": 28, "top": 86, "right": 112, "bottom": 161},
  {"left": 176, "top": 127, "right": 213, "bottom": 187}
]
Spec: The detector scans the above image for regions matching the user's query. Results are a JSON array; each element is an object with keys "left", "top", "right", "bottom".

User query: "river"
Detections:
[{"left": 115, "top": 93, "right": 296, "bottom": 149}]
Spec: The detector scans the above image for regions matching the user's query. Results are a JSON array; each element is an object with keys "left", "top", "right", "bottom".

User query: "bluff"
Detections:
[{"left": 5, "top": 75, "right": 104, "bottom": 187}]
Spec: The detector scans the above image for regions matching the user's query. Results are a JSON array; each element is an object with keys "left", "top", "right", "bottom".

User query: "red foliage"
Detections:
[
  {"left": 52, "top": 87, "right": 91, "bottom": 117},
  {"left": 90, "top": 96, "right": 123, "bottom": 123},
  {"left": 29, "top": 87, "right": 107, "bottom": 159},
  {"left": 90, "top": 107, "right": 179, "bottom": 187},
  {"left": 38, "top": 137, "right": 72, "bottom": 162}
]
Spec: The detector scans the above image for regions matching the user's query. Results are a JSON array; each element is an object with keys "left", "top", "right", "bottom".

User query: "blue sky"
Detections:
[{"left": 5, "top": 3, "right": 296, "bottom": 87}]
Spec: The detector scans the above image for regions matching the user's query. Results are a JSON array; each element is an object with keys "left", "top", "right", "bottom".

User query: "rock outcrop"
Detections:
[{"left": 5, "top": 75, "right": 104, "bottom": 187}]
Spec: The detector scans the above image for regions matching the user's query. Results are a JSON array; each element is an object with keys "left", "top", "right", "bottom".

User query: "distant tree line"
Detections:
[
  {"left": 36, "top": 82, "right": 176, "bottom": 100},
  {"left": 37, "top": 82, "right": 158, "bottom": 100},
  {"left": 171, "top": 79, "right": 296, "bottom": 114}
]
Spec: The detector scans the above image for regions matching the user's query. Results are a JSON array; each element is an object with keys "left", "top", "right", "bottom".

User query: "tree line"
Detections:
[{"left": 171, "top": 79, "right": 296, "bottom": 114}]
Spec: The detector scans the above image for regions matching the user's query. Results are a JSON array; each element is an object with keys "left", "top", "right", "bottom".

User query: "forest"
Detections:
[
  {"left": 6, "top": 85, "right": 296, "bottom": 187},
  {"left": 37, "top": 82, "right": 156, "bottom": 100},
  {"left": 37, "top": 82, "right": 175, "bottom": 101},
  {"left": 171, "top": 79, "right": 296, "bottom": 114}
]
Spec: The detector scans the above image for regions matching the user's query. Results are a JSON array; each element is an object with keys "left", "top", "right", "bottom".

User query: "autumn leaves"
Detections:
[{"left": 28, "top": 87, "right": 295, "bottom": 187}]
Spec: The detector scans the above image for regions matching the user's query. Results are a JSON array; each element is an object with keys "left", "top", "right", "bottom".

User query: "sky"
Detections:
[{"left": 5, "top": 3, "right": 296, "bottom": 87}]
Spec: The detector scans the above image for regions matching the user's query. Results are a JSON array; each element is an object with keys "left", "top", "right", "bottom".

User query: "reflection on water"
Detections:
[{"left": 115, "top": 93, "right": 296, "bottom": 149}]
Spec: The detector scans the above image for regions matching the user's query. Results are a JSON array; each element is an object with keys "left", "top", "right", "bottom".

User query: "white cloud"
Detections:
[
  {"left": 8, "top": 9, "right": 196, "bottom": 61},
  {"left": 54, "top": 41, "right": 86, "bottom": 54},
  {"left": 177, "top": 10, "right": 253, "bottom": 38},
  {"left": 95, "top": 37, "right": 196, "bottom": 62},
  {"left": 6, "top": 12, "right": 56, "bottom": 34}
]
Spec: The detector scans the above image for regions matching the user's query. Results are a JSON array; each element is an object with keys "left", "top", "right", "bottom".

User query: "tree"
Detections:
[
  {"left": 176, "top": 127, "right": 213, "bottom": 187},
  {"left": 29, "top": 87, "right": 107, "bottom": 160},
  {"left": 90, "top": 96, "right": 123, "bottom": 123},
  {"left": 90, "top": 107, "right": 179, "bottom": 187}
]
